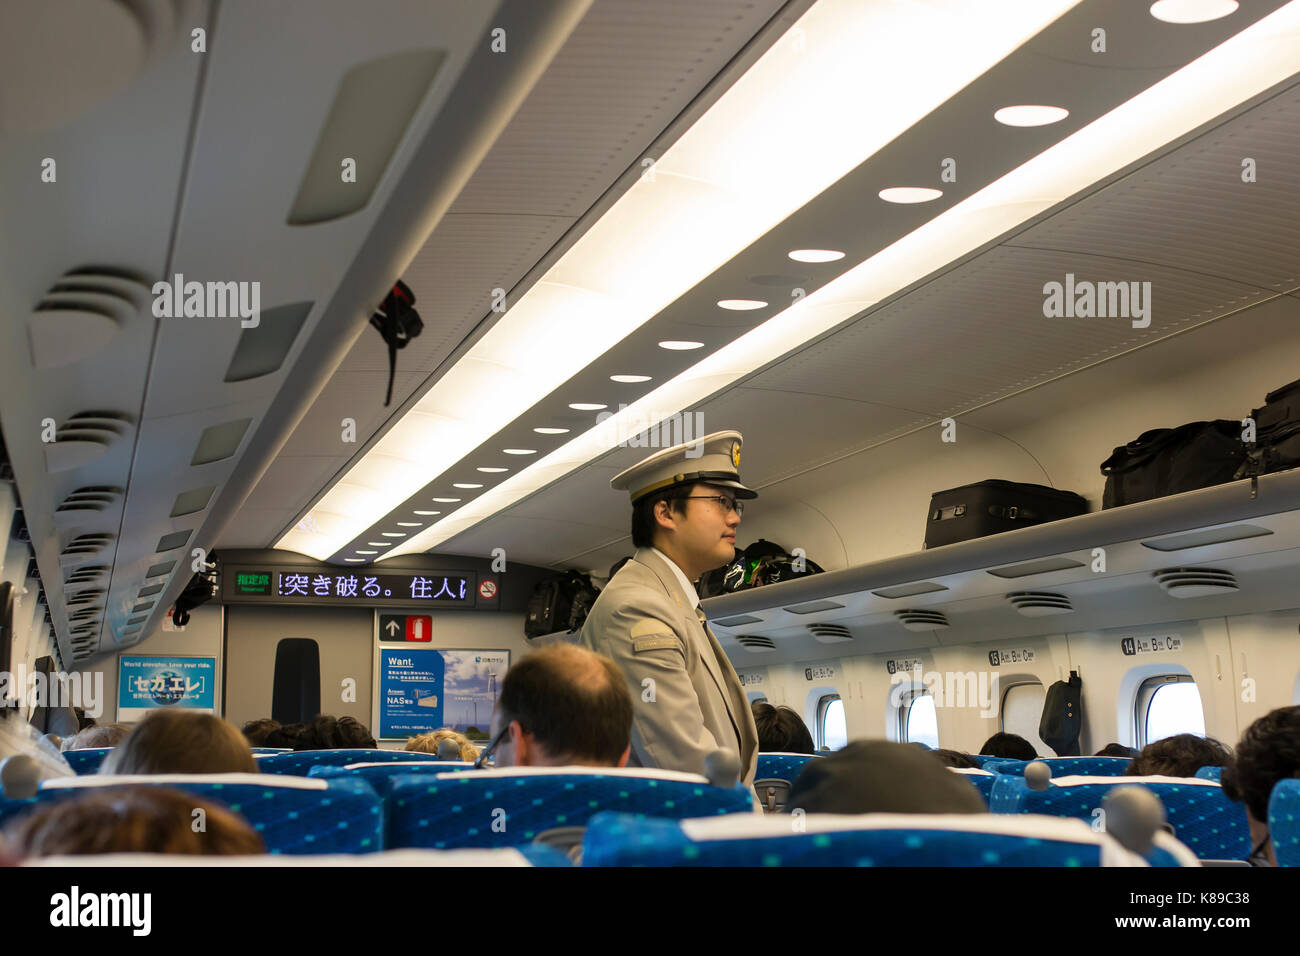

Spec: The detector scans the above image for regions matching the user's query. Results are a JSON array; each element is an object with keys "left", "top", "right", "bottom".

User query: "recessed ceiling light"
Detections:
[
  {"left": 477, "top": 466, "right": 508, "bottom": 473},
  {"left": 503, "top": 448, "right": 537, "bottom": 455},
  {"left": 453, "top": 483, "right": 484, "bottom": 489},
  {"left": 367, "top": 542, "right": 390, "bottom": 547},
  {"left": 432, "top": 497, "right": 461, "bottom": 503},
  {"left": 658, "top": 340, "right": 704, "bottom": 351},
  {"left": 788, "top": 249, "right": 845, "bottom": 263},
  {"left": 344, "top": 558, "right": 365, "bottom": 563},
  {"left": 878, "top": 187, "right": 943, "bottom": 204},
  {"left": 610, "top": 374, "right": 652, "bottom": 383},
  {"left": 533, "top": 427, "right": 570, "bottom": 435},
  {"left": 994, "top": 105, "right": 1069, "bottom": 127},
  {"left": 396, "top": 521, "right": 422, "bottom": 527},
  {"left": 568, "top": 403, "right": 606, "bottom": 411},
  {"left": 717, "top": 299, "right": 768, "bottom": 310},
  {"left": 356, "top": 549, "right": 379, "bottom": 554},
  {"left": 1149, "top": 0, "right": 1238, "bottom": 24},
  {"left": 381, "top": 532, "right": 406, "bottom": 538},
  {"left": 413, "top": 510, "right": 441, "bottom": 516}
]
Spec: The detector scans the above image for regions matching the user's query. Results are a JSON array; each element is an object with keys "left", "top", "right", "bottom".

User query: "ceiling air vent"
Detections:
[
  {"left": 66, "top": 588, "right": 107, "bottom": 606},
  {"left": 735, "top": 634, "right": 777, "bottom": 652},
  {"left": 65, "top": 566, "right": 109, "bottom": 588},
  {"left": 895, "top": 609, "right": 949, "bottom": 632},
  {"left": 807, "top": 623, "right": 853, "bottom": 643},
  {"left": 1154, "top": 567, "right": 1239, "bottom": 599},
  {"left": 60, "top": 533, "right": 114, "bottom": 563},
  {"left": 45, "top": 412, "right": 131, "bottom": 473},
  {"left": 1006, "top": 591, "right": 1074, "bottom": 616},
  {"left": 53, "top": 486, "right": 122, "bottom": 527}
]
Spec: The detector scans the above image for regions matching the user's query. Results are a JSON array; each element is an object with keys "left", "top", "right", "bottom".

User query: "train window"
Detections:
[
  {"left": 818, "top": 694, "right": 847, "bottom": 750},
  {"left": 1000, "top": 681, "right": 1050, "bottom": 755},
  {"left": 1137, "top": 675, "right": 1205, "bottom": 746},
  {"left": 901, "top": 690, "right": 939, "bottom": 749}
]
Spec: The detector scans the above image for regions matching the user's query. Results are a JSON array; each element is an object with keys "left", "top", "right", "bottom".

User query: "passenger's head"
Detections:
[
  {"left": 1095, "top": 743, "right": 1138, "bottom": 758},
  {"left": 4, "top": 787, "right": 265, "bottom": 857},
  {"left": 64, "top": 723, "right": 130, "bottom": 750},
  {"left": 241, "top": 718, "right": 281, "bottom": 747},
  {"left": 262, "top": 722, "right": 305, "bottom": 749},
  {"left": 100, "top": 710, "right": 257, "bottom": 776},
  {"left": 979, "top": 732, "right": 1037, "bottom": 760},
  {"left": 489, "top": 645, "right": 632, "bottom": 768},
  {"left": 931, "top": 748, "right": 978, "bottom": 769},
  {"left": 789, "top": 741, "right": 986, "bottom": 815},
  {"left": 405, "top": 729, "right": 480, "bottom": 762},
  {"left": 752, "top": 702, "right": 815, "bottom": 755},
  {"left": 632, "top": 482, "right": 740, "bottom": 577},
  {"left": 292, "top": 715, "right": 377, "bottom": 751},
  {"left": 1221, "top": 706, "right": 1300, "bottom": 860},
  {"left": 1127, "top": 733, "right": 1230, "bottom": 777}
]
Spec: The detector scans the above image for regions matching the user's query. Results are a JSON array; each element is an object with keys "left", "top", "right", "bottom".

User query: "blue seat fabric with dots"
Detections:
[
  {"left": 309, "top": 761, "right": 475, "bottom": 795},
  {"left": 60, "top": 748, "right": 111, "bottom": 775},
  {"left": 755, "top": 753, "right": 819, "bottom": 783},
  {"left": 387, "top": 768, "right": 754, "bottom": 850},
  {"left": 990, "top": 774, "right": 1250, "bottom": 860},
  {"left": 949, "top": 768, "right": 996, "bottom": 806},
  {"left": 581, "top": 812, "right": 1169, "bottom": 867},
  {"left": 1194, "top": 765, "right": 1224, "bottom": 782},
  {"left": 1269, "top": 779, "right": 1300, "bottom": 867},
  {"left": 0, "top": 775, "right": 384, "bottom": 855},
  {"left": 984, "top": 757, "right": 1131, "bottom": 777},
  {"left": 257, "top": 749, "right": 442, "bottom": 776}
]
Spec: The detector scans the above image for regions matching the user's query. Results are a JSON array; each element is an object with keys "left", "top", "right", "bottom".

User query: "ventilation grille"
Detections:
[
  {"left": 735, "top": 634, "right": 777, "bottom": 652},
  {"left": 1154, "top": 567, "right": 1239, "bottom": 598},
  {"left": 54, "top": 486, "right": 122, "bottom": 526},
  {"left": 1006, "top": 591, "right": 1074, "bottom": 616},
  {"left": 65, "top": 566, "right": 108, "bottom": 588},
  {"left": 807, "top": 623, "right": 853, "bottom": 643},
  {"left": 65, "top": 588, "right": 106, "bottom": 607},
  {"left": 895, "top": 609, "right": 950, "bottom": 631},
  {"left": 60, "top": 534, "right": 114, "bottom": 562},
  {"left": 45, "top": 412, "right": 132, "bottom": 473}
]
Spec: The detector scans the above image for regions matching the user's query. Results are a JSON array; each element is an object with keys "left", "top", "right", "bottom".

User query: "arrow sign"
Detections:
[
  {"left": 380, "top": 614, "right": 405, "bottom": 642},
  {"left": 386, "top": 620, "right": 401, "bottom": 637}
]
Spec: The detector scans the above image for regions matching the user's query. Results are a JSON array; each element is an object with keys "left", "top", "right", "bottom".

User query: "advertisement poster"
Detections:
[
  {"left": 118, "top": 655, "right": 217, "bottom": 722},
  {"left": 376, "top": 648, "right": 508, "bottom": 741}
]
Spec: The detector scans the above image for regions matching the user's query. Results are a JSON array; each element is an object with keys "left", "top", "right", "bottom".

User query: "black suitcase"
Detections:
[
  {"left": 524, "top": 571, "right": 599, "bottom": 639},
  {"left": 1239, "top": 378, "right": 1300, "bottom": 478},
  {"left": 924, "top": 479, "right": 1088, "bottom": 549},
  {"left": 1100, "top": 420, "right": 1245, "bottom": 508}
]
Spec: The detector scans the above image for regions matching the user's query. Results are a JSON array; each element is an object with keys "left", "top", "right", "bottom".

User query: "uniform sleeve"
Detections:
[{"left": 596, "top": 608, "right": 721, "bottom": 778}]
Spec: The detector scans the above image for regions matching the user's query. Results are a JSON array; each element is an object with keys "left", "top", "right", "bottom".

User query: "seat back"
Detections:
[
  {"left": 22, "top": 845, "right": 572, "bottom": 867},
  {"left": 991, "top": 774, "right": 1250, "bottom": 860},
  {"left": 581, "top": 811, "right": 1191, "bottom": 866},
  {"left": 0, "top": 774, "right": 383, "bottom": 854},
  {"left": 755, "top": 752, "right": 819, "bottom": 783},
  {"left": 60, "top": 748, "right": 111, "bottom": 775},
  {"left": 754, "top": 778, "right": 791, "bottom": 813},
  {"left": 948, "top": 767, "right": 996, "bottom": 805},
  {"left": 256, "top": 749, "right": 438, "bottom": 776},
  {"left": 1268, "top": 778, "right": 1300, "bottom": 867},
  {"left": 309, "top": 761, "right": 475, "bottom": 795},
  {"left": 1194, "top": 765, "right": 1224, "bottom": 782},
  {"left": 387, "top": 767, "right": 754, "bottom": 850},
  {"left": 250, "top": 747, "right": 293, "bottom": 755},
  {"left": 985, "top": 757, "right": 1131, "bottom": 777}
]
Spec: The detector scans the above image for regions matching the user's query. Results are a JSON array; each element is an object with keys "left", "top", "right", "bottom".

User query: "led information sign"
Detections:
[
  {"left": 223, "top": 566, "right": 495, "bottom": 610},
  {"left": 235, "top": 571, "right": 272, "bottom": 595}
]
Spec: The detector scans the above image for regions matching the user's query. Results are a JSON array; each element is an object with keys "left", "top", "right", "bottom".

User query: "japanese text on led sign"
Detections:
[{"left": 276, "top": 572, "right": 470, "bottom": 602}]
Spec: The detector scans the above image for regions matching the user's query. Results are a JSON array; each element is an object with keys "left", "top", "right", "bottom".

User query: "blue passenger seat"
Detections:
[
  {"left": 984, "top": 757, "right": 1131, "bottom": 777},
  {"left": 309, "top": 760, "right": 475, "bottom": 795},
  {"left": 386, "top": 767, "right": 754, "bottom": 850},
  {"left": 60, "top": 748, "right": 111, "bottom": 775},
  {"left": 755, "top": 752, "right": 820, "bottom": 782},
  {"left": 256, "top": 749, "right": 442, "bottom": 776},
  {"left": 1194, "top": 765, "right": 1224, "bottom": 782},
  {"left": 948, "top": 767, "right": 996, "bottom": 805},
  {"left": 1268, "top": 778, "right": 1300, "bottom": 867}
]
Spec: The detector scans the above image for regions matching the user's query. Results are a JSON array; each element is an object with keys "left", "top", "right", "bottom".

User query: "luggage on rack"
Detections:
[
  {"left": 924, "top": 479, "right": 1088, "bottom": 549},
  {"left": 1238, "top": 378, "right": 1300, "bottom": 479},
  {"left": 524, "top": 571, "right": 599, "bottom": 639},
  {"left": 1099, "top": 420, "right": 1245, "bottom": 508}
]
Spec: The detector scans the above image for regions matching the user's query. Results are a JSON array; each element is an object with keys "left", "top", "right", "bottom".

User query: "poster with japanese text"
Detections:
[
  {"left": 375, "top": 647, "right": 508, "bottom": 742},
  {"left": 118, "top": 655, "right": 217, "bottom": 722}
]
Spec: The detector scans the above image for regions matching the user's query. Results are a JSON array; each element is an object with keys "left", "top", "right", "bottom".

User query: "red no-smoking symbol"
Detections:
[{"left": 478, "top": 580, "right": 497, "bottom": 599}]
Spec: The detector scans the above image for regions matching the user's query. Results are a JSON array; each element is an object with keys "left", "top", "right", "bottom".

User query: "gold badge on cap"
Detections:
[{"left": 731, "top": 442, "right": 741, "bottom": 468}]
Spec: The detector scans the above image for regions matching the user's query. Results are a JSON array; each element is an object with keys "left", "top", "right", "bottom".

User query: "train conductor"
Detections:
[{"left": 577, "top": 430, "right": 760, "bottom": 788}]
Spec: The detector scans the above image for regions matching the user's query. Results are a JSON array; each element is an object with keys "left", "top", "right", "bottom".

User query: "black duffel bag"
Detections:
[
  {"left": 524, "top": 571, "right": 599, "bottom": 639},
  {"left": 924, "top": 479, "right": 1088, "bottom": 549},
  {"left": 1238, "top": 378, "right": 1300, "bottom": 478},
  {"left": 1100, "top": 420, "right": 1245, "bottom": 509}
]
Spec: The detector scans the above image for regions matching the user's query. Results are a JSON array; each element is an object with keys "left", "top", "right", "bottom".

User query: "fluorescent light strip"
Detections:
[
  {"left": 277, "top": 0, "right": 1081, "bottom": 560},
  {"left": 389, "top": 2, "right": 1300, "bottom": 555}
]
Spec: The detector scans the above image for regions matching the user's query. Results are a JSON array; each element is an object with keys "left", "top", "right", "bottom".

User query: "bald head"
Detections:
[{"left": 495, "top": 644, "right": 633, "bottom": 766}]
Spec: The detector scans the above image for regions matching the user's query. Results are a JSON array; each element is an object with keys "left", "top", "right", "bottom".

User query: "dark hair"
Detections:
[
  {"left": 241, "top": 718, "right": 281, "bottom": 747},
  {"left": 979, "top": 732, "right": 1037, "bottom": 760},
  {"left": 1221, "top": 707, "right": 1300, "bottom": 822},
  {"left": 1126, "top": 733, "right": 1230, "bottom": 777},
  {"left": 100, "top": 710, "right": 258, "bottom": 775},
  {"left": 5, "top": 787, "right": 265, "bottom": 857},
  {"left": 499, "top": 645, "right": 633, "bottom": 765},
  {"left": 932, "top": 748, "right": 979, "bottom": 769},
  {"left": 1095, "top": 743, "right": 1138, "bottom": 758},
  {"left": 789, "top": 741, "right": 985, "bottom": 815},
  {"left": 292, "top": 715, "right": 377, "bottom": 751},
  {"left": 263, "top": 722, "right": 306, "bottom": 749},
  {"left": 752, "top": 703, "right": 815, "bottom": 754},
  {"left": 630, "top": 484, "right": 694, "bottom": 549}
]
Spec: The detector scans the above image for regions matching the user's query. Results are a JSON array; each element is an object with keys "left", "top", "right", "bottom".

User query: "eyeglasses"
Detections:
[
  {"left": 475, "top": 722, "right": 513, "bottom": 768},
  {"left": 683, "top": 495, "right": 744, "bottom": 516}
]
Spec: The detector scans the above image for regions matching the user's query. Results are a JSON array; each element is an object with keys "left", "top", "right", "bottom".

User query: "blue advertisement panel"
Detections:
[
  {"left": 376, "top": 647, "right": 508, "bottom": 741},
  {"left": 118, "top": 655, "right": 217, "bottom": 722}
]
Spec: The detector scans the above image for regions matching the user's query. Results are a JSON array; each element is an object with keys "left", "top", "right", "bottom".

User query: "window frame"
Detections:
[
  {"left": 897, "top": 687, "right": 938, "bottom": 748},
  {"left": 1135, "top": 673, "right": 1201, "bottom": 748},
  {"left": 817, "top": 693, "right": 845, "bottom": 750}
]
